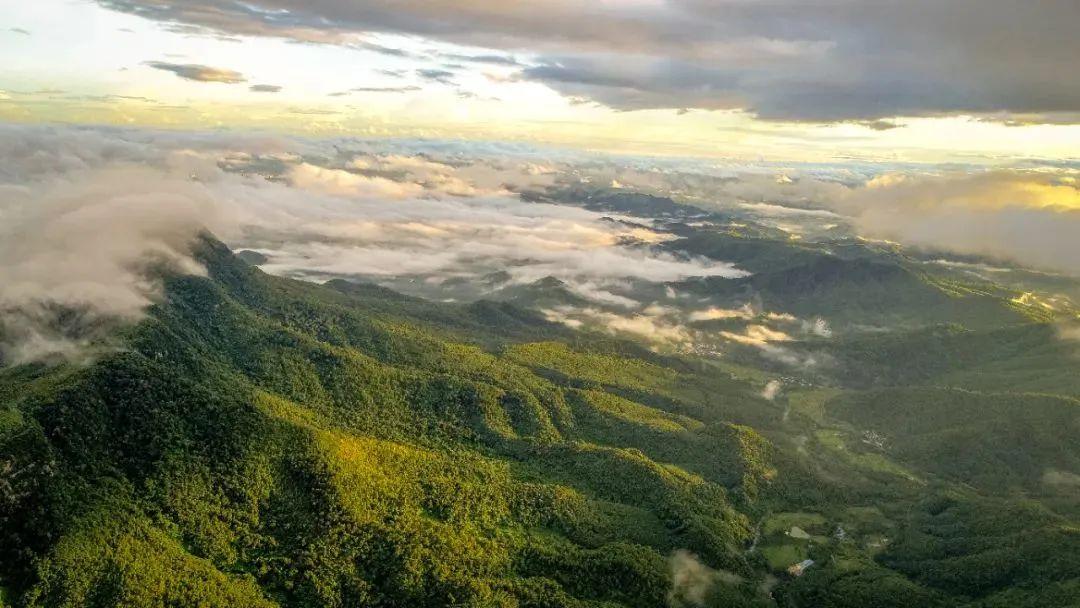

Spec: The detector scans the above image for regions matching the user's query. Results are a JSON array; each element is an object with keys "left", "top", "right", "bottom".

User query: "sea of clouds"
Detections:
[{"left": 2, "top": 124, "right": 1078, "bottom": 363}]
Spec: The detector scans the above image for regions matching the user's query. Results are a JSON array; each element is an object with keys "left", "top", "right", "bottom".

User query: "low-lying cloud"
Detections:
[
  {"left": 5, "top": 124, "right": 1073, "bottom": 368},
  {"left": 838, "top": 170, "right": 1080, "bottom": 275},
  {"left": 761, "top": 380, "right": 781, "bottom": 401},
  {"left": 0, "top": 125, "right": 748, "bottom": 362},
  {"left": 668, "top": 550, "right": 742, "bottom": 607},
  {"left": 0, "top": 166, "right": 213, "bottom": 364}
]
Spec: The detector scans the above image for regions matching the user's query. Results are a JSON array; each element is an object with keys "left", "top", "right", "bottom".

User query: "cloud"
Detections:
[
  {"left": 543, "top": 306, "right": 691, "bottom": 347},
  {"left": 350, "top": 40, "right": 413, "bottom": 57},
  {"left": 761, "top": 380, "right": 781, "bottom": 401},
  {"left": 837, "top": 170, "right": 1080, "bottom": 274},
  {"left": 345, "top": 85, "right": 421, "bottom": 94},
  {"left": 9, "top": 27, "right": 31, "bottom": 35},
  {"left": 757, "top": 344, "right": 821, "bottom": 370},
  {"left": 854, "top": 120, "right": 902, "bottom": 131},
  {"left": 1059, "top": 324, "right": 1080, "bottom": 343},
  {"left": 720, "top": 325, "right": 793, "bottom": 346},
  {"left": 0, "top": 166, "right": 213, "bottom": 364},
  {"left": 668, "top": 550, "right": 742, "bottom": 607},
  {"left": 717, "top": 324, "right": 823, "bottom": 368},
  {"left": 145, "top": 61, "right": 246, "bottom": 83},
  {"left": 287, "top": 163, "right": 424, "bottom": 198},
  {"left": 96, "top": 0, "right": 1080, "bottom": 122},
  {"left": 416, "top": 69, "right": 456, "bottom": 86},
  {"left": 688, "top": 305, "right": 755, "bottom": 322},
  {"left": 803, "top": 318, "right": 832, "bottom": 338},
  {"left": 0, "top": 126, "right": 751, "bottom": 364},
  {"left": 348, "top": 154, "right": 491, "bottom": 197},
  {"left": 438, "top": 52, "right": 521, "bottom": 67},
  {"left": 249, "top": 84, "right": 282, "bottom": 92}
]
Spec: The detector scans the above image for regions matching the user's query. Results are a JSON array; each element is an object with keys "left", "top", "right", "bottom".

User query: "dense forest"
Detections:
[{"left": 1, "top": 235, "right": 1077, "bottom": 607}]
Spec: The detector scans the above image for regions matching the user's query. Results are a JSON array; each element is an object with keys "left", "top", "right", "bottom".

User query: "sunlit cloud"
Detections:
[
  {"left": 837, "top": 170, "right": 1080, "bottom": 274},
  {"left": 91, "top": 0, "right": 1080, "bottom": 125}
]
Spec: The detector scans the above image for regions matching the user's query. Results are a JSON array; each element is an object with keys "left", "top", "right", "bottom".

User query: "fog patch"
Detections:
[
  {"left": 803, "top": 317, "right": 832, "bottom": 338},
  {"left": 1042, "top": 469, "right": 1080, "bottom": 488},
  {"left": 1058, "top": 323, "right": 1080, "bottom": 343},
  {"left": 668, "top": 550, "right": 742, "bottom": 607},
  {"left": 542, "top": 306, "right": 691, "bottom": 347},
  {"left": 0, "top": 166, "right": 214, "bottom": 364},
  {"left": 761, "top": 380, "right": 782, "bottom": 401}
]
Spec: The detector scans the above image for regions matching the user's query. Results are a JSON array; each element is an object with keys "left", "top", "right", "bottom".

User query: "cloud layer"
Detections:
[
  {"left": 2, "top": 124, "right": 1076, "bottom": 364},
  {"left": 838, "top": 170, "right": 1080, "bottom": 274},
  {"left": 99, "top": 0, "right": 1080, "bottom": 122},
  {"left": 0, "top": 125, "right": 746, "bottom": 361}
]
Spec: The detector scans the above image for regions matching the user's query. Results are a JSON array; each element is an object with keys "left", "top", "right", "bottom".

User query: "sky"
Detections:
[{"left": 2, "top": 0, "right": 1079, "bottom": 163}]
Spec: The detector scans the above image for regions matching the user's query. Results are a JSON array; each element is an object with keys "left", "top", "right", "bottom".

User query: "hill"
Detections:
[{"left": 1, "top": 237, "right": 1077, "bottom": 607}]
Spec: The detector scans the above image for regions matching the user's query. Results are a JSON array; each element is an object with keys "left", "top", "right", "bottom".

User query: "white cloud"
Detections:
[
  {"left": 720, "top": 325, "right": 793, "bottom": 346},
  {"left": 802, "top": 317, "right": 832, "bottom": 338},
  {"left": 0, "top": 125, "right": 753, "bottom": 361},
  {"left": 761, "top": 380, "right": 781, "bottom": 401},
  {"left": 837, "top": 170, "right": 1080, "bottom": 274},
  {"left": 542, "top": 305, "right": 691, "bottom": 347},
  {"left": 287, "top": 163, "right": 424, "bottom": 198},
  {"left": 0, "top": 166, "right": 213, "bottom": 363},
  {"left": 688, "top": 305, "right": 754, "bottom": 322},
  {"left": 668, "top": 550, "right": 742, "bottom": 607}
]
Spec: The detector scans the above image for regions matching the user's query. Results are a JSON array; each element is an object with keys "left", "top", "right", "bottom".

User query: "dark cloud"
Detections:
[
  {"left": 349, "top": 40, "right": 413, "bottom": 57},
  {"left": 854, "top": 120, "right": 902, "bottom": 132},
  {"left": 438, "top": 53, "right": 521, "bottom": 67},
  {"left": 100, "top": 1, "right": 1080, "bottom": 122},
  {"left": 250, "top": 84, "right": 282, "bottom": 93},
  {"left": 9, "top": 27, "right": 31, "bottom": 35},
  {"left": 416, "top": 69, "right": 456, "bottom": 86},
  {"left": 145, "top": 61, "right": 246, "bottom": 83},
  {"left": 342, "top": 86, "right": 421, "bottom": 94}
]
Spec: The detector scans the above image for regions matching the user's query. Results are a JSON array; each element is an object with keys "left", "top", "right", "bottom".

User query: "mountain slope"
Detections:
[
  {"left": 1, "top": 237, "right": 1077, "bottom": 607},
  {"left": 0, "top": 237, "right": 778, "bottom": 607}
]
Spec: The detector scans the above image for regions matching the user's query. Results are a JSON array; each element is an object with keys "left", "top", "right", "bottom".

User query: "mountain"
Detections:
[
  {"left": 1, "top": 236, "right": 1077, "bottom": 607},
  {"left": 672, "top": 232, "right": 1047, "bottom": 331}
]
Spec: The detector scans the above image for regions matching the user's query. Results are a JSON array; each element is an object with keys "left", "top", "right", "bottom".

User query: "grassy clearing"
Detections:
[
  {"left": 762, "top": 512, "right": 827, "bottom": 536},
  {"left": 760, "top": 544, "right": 808, "bottom": 571},
  {"left": 786, "top": 389, "right": 843, "bottom": 423}
]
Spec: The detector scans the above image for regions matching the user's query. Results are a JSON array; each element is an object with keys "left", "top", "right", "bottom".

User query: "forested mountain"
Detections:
[{"left": 1, "top": 235, "right": 1077, "bottom": 607}]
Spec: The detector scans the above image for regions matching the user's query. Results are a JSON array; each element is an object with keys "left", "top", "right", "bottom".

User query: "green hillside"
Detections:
[{"left": 1, "top": 236, "right": 1077, "bottom": 607}]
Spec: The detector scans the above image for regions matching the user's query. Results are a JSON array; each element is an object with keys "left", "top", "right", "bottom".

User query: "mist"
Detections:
[
  {"left": 0, "top": 125, "right": 749, "bottom": 363},
  {"left": 0, "top": 166, "right": 213, "bottom": 364},
  {"left": 839, "top": 170, "right": 1080, "bottom": 275}
]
